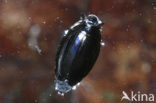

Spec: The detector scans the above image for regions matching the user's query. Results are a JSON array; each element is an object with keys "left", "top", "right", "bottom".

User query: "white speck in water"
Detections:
[
  {"left": 28, "top": 24, "right": 42, "bottom": 54},
  {"left": 56, "top": 17, "right": 60, "bottom": 20},
  {"left": 34, "top": 45, "right": 42, "bottom": 54},
  {"left": 100, "top": 28, "right": 103, "bottom": 32},
  {"left": 152, "top": 3, "right": 156, "bottom": 9},
  {"left": 126, "top": 28, "right": 129, "bottom": 32},
  {"left": 131, "top": 1, "right": 135, "bottom": 4},
  {"left": 126, "top": 25, "right": 130, "bottom": 32},
  {"left": 17, "top": 51, "right": 20, "bottom": 54},
  {"left": 28, "top": 17, "right": 32, "bottom": 20},
  {"left": 35, "top": 99, "right": 38, "bottom": 103},
  {"left": 42, "top": 21, "right": 46, "bottom": 24},
  {"left": 101, "top": 40, "right": 105, "bottom": 46},
  {"left": 29, "top": 24, "right": 41, "bottom": 36},
  {"left": 153, "top": 7, "right": 156, "bottom": 10},
  {"left": 139, "top": 13, "right": 143, "bottom": 16},
  {"left": 44, "top": 37, "right": 47, "bottom": 40},
  {"left": 60, "top": 20, "right": 63, "bottom": 23},
  {"left": 65, "top": 8, "right": 69, "bottom": 11},
  {"left": 147, "top": 18, "right": 152, "bottom": 24},
  {"left": 140, "top": 39, "right": 144, "bottom": 42},
  {"left": 142, "top": 63, "right": 151, "bottom": 74},
  {"left": 4, "top": 0, "right": 8, "bottom": 3},
  {"left": 49, "top": 93, "right": 52, "bottom": 97}
]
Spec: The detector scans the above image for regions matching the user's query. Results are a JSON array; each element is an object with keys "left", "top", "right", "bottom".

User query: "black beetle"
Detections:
[{"left": 55, "top": 14, "right": 104, "bottom": 95}]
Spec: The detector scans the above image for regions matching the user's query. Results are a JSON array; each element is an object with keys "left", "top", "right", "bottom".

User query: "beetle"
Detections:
[{"left": 55, "top": 14, "right": 104, "bottom": 94}]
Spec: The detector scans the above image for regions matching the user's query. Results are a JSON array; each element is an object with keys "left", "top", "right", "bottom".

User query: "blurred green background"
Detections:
[{"left": 0, "top": 0, "right": 156, "bottom": 103}]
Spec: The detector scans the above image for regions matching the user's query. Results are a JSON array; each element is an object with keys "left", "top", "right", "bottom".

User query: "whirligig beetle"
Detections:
[{"left": 55, "top": 14, "right": 104, "bottom": 95}]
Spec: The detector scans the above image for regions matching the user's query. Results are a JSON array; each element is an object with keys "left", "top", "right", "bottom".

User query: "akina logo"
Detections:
[{"left": 121, "top": 91, "right": 155, "bottom": 102}]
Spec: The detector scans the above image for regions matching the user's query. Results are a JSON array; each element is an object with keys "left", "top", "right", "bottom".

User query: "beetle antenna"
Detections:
[
  {"left": 80, "top": 13, "right": 86, "bottom": 20},
  {"left": 96, "top": 22, "right": 104, "bottom": 28}
]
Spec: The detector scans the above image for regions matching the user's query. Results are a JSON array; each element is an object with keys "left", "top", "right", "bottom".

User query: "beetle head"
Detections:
[{"left": 85, "top": 14, "right": 104, "bottom": 27}]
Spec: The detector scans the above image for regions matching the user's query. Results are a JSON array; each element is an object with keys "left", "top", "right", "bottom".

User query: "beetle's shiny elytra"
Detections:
[{"left": 55, "top": 14, "right": 104, "bottom": 94}]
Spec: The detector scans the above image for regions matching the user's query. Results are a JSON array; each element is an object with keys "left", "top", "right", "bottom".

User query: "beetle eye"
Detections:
[{"left": 88, "top": 16, "right": 97, "bottom": 23}]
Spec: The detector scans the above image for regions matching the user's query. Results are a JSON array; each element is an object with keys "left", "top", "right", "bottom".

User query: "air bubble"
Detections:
[
  {"left": 58, "top": 92, "right": 64, "bottom": 96},
  {"left": 72, "top": 86, "right": 76, "bottom": 90},
  {"left": 55, "top": 80, "right": 72, "bottom": 94},
  {"left": 55, "top": 86, "right": 58, "bottom": 90},
  {"left": 55, "top": 80, "right": 80, "bottom": 95},
  {"left": 101, "top": 40, "right": 105, "bottom": 46},
  {"left": 64, "top": 30, "right": 69, "bottom": 36},
  {"left": 77, "top": 83, "right": 80, "bottom": 86}
]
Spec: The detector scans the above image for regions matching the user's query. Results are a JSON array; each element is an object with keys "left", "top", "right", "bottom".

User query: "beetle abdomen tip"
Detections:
[{"left": 55, "top": 80, "right": 72, "bottom": 94}]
